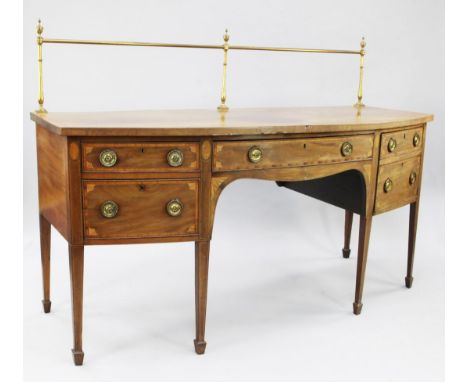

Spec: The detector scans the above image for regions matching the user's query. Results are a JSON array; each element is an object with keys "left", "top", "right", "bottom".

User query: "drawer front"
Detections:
[
  {"left": 213, "top": 135, "right": 374, "bottom": 172},
  {"left": 380, "top": 126, "right": 423, "bottom": 161},
  {"left": 83, "top": 180, "right": 198, "bottom": 239},
  {"left": 374, "top": 156, "right": 421, "bottom": 214},
  {"left": 82, "top": 142, "right": 199, "bottom": 172}
]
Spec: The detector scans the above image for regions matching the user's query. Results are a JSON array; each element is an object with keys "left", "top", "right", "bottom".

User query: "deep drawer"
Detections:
[
  {"left": 213, "top": 135, "right": 374, "bottom": 172},
  {"left": 374, "top": 156, "right": 421, "bottom": 214},
  {"left": 82, "top": 142, "right": 199, "bottom": 172},
  {"left": 83, "top": 180, "right": 198, "bottom": 239}
]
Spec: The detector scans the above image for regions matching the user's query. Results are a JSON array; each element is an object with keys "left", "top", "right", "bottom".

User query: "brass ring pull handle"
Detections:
[
  {"left": 383, "top": 178, "right": 393, "bottom": 193},
  {"left": 387, "top": 138, "right": 397, "bottom": 152},
  {"left": 166, "top": 199, "right": 183, "bottom": 217},
  {"left": 248, "top": 146, "right": 263, "bottom": 163},
  {"left": 409, "top": 171, "right": 417, "bottom": 185},
  {"left": 413, "top": 133, "right": 421, "bottom": 147},
  {"left": 167, "top": 149, "right": 184, "bottom": 167},
  {"left": 100, "top": 200, "right": 119, "bottom": 218},
  {"left": 341, "top": 142, "right": 353, "bottom": 157},
  {"left": 99, "top": 149, "right": 118, "bottom": 167}
]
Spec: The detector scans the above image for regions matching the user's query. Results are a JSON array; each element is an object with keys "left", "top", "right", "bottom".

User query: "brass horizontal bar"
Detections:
[
  {"left": 42, "top": 38, "right": 222, "bottom": 50},
  {"left": 230, "top": 45, "right": 360, "bottom": 54},
  {"left": 42, "top": 38, "right": 360, "bottom": 54}
]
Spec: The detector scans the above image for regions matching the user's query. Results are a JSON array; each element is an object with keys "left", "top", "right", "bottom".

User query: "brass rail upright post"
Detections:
[
  {"left": 354, "top": 37, "right": 366, "bottom": 108},
  {"left": 36, "top": 19, "right": 47, "bottom": 113},
  {"left": 217, "top": 30, "right": 230, "bottom": 112}
]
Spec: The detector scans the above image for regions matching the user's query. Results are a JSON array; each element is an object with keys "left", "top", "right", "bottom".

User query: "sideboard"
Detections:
[{"left": 32, "top": 106, "right": 432, "bottom": 365}]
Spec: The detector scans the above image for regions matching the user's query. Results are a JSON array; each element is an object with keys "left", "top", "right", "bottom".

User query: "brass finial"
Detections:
[
  {"left": 223, "top": 29, "right": 230, "bottom": 44},
  {"left": 360, "top": 36, "right": 366, "bottom": 50},
  {"left": 37, "top": 19, "right": 44, "bottom": 46},
  {"left": 37, "top": 19, "right": 44, "bottom": 36}
]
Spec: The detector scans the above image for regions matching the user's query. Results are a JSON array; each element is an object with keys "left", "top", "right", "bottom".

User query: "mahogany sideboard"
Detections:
[{"left": 31, "top": 106, "right": 433, "bottom": 365}]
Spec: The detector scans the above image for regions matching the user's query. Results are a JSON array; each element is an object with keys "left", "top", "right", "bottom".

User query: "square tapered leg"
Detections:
[
  {"left": 353, "top": 215, "right": 373, "bottom": 315},
  {"left": 406, "top": 201, "right": 419, "bottom": 288},
  {"left": 342, "top": 209, "right": 353, "bottom": 258},
  {"left": 39, "top": 214, "right": 51, "bottom": 313},
  {"left": 69, "top": 244, "right": 84, "bottom": 365},
  {"left": 194, "top": 241, "right": 210, "bottom": 354}
]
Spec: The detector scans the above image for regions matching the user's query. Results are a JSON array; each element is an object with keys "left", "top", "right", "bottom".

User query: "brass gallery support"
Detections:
[
  {"left": 353, "top": 37, "right": 366, "bottom": 109},
  {"left": 35, "top": 20, "right": 366, "bottom": 114},
  {"left": 36, "top": 20, "right": 46, "bottom": 114},
  {"left": 217, "top": 30, "right": 230, "bottom": 112}
]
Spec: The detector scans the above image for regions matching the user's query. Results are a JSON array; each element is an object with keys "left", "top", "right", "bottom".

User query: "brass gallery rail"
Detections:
[{"left": 35, "top": 20, "right": 367, "bottom": 114}]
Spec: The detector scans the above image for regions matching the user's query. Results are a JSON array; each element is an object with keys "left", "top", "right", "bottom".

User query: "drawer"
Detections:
[
  {"left": 374, "top": 156, "right": 421, "bottom": 214},
  {"left": 213, "top": 135, "right": 374, "bottom": 172},
  {"left": 83, "top": 180, "right": 198, "bottom": 239},
  {"left": 380, "top": 126, "right": 423, "bottom": 161},
  {"left": 82, "top": 142, "right": 199, "bottom": 172}
]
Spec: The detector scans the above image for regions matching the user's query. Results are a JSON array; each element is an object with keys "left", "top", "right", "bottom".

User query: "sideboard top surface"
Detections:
[{"left": 31, "top": 106, "right": 433, "bottom": 137}]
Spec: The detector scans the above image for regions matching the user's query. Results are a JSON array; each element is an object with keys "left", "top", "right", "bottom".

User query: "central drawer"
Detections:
[
  {"left": 83, "top": 180, "right": 198, "bottom": 239},
  {"left": 213, "top": 135, "right": 374, "bottom": 172}
]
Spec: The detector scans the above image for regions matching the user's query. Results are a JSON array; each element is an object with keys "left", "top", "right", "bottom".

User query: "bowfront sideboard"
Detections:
[
  {"left": 32, "top": 106, "right": 433, "bottom": 365},
  {"left": 31, "top": 21, "right": 434, "bottom": 365}
]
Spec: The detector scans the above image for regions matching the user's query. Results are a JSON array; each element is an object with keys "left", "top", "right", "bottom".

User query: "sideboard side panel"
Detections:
[{"left": 36, "top": 124, "right": 70, "bottom": 241}]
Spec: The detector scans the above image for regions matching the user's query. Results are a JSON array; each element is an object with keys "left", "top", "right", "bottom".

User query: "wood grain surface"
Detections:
[
  {"left": 83, "top": 180, "right": 199, "bottom": 239},
  {"left": 30, "top": 106, "right": 433, "bottom": 137},
  {"left": 82, "top": 142, "right": 199, "bottom": 172},
  {"left": 213, "top": 134, "right": 374, "bottom": 172},
  {"left": 36, "top": 124, "right": 70, "bottom": 240},
  {"left": 379, "top": 126, "right": 424, "bottom": 164},
  {"left": 374, "top": 156, "right": 421, "bottom": 214}
]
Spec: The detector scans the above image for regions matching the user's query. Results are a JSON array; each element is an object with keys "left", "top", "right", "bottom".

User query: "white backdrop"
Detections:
[{"left": 23, "top": 1, "right": 444, "bottom": 381}]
